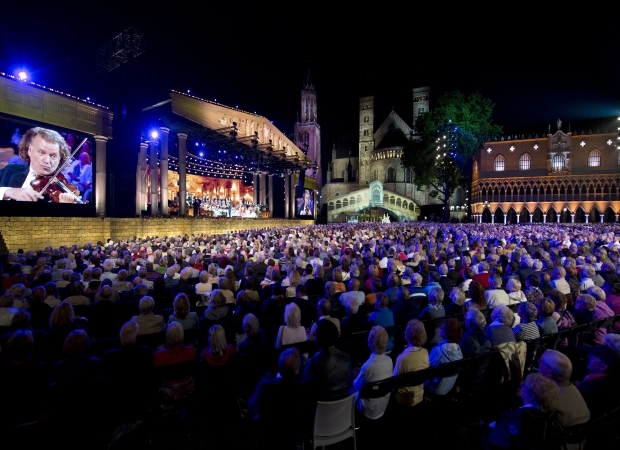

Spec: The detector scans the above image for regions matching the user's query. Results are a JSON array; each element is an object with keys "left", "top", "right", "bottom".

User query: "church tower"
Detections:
[
  {"left": 358, "top": 96, "right": 374, "bottom": 186},
  {"left": 412, "top": 86, "right": 430, "bottom": 130},
  {"left": 294, "top": 71, "right": 322, "bottom": 188}
]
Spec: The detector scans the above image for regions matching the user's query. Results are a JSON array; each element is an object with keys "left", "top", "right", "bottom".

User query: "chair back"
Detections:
[{"left": 313, "top": 393, "right": 356, "bottom": 449}]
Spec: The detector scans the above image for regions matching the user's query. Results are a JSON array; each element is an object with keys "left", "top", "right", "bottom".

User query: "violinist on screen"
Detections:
[
  {"left": 296, "top": 189, "right": 314, "bottom": 216},
  {"left": 0, "top": 127, "right": 77, "bottom": 202}
]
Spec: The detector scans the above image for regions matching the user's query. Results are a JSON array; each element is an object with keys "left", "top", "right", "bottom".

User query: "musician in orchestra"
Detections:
[
  {"left": 0, "top": 127, "right": 76, "bottom": 202},
  {"left": 296, "top": 189, "right": 314, "bottom": 216}
]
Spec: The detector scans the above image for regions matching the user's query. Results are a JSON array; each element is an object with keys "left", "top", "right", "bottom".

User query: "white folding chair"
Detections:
[{"left": 313, "top": 393, "right": 356, "bottom": 450}]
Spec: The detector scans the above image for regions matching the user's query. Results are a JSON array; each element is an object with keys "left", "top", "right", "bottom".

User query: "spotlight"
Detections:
[
  {"left": 150, "top": 131, "right": 159, "bottom": 139},
  {"left": 200, "top": 152, "right": 204, "bottom": 157},
  {"left": 17, "top": 71, "right": 27, "bottom": 81}
]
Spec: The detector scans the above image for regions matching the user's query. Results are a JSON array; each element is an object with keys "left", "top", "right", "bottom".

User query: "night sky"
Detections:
[{"left": 2, "top": 3, "right": 619, "bottom": 165}]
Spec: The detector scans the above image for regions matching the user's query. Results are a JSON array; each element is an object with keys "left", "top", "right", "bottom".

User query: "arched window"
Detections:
[
  {"left": 383, "top": 194, "right": 389, "bottom": 203},
  {"left": 336, "top": 200, "right": 342, "bottom": 209},
  {"left": 389, "top": 196, "right": 395, "bottom": 205},
  {"left": 349, "top": 197, "right": 355, "bottom": 205},
  {"left": 357, "top": 195, "right": 362, "bottom": 205},
  {"left": 372, "top": 189, "right": 380, "bottom": 203},
  {"left": 494, "top": 155, "right": 505, "bottom": 171},
  {"left": 396, "top": 198, "right": 402, "bottom": 207},
  {"left": 519, "top": 153, "right": 531, "bottom": 170},
  {"left": 588, "top": 150, "right": 601, "bottom": 167},
  {"left": 343, "top": 198, "right": 348, "bottom": 208},
  {"left": 387, "top": 167, "right": 396, "bottom": 182},
  {"left": 328, "top": 202, "right": 334, "bottom": 211},
  {"left": 402, "top": 201, "right": 408, "bottom": 210},
  {"left": 552, "top": 154, "right": 565, "bottom": 171}
]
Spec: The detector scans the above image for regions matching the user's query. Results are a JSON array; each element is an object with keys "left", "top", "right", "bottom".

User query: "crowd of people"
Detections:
[{"left": 1, "top": 221, "right": 620, "bottom": 448}]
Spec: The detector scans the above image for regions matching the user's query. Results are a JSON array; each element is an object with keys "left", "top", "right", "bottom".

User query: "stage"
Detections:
[{"left": 0, "top": 217, "right": 315, "bottom": 253}]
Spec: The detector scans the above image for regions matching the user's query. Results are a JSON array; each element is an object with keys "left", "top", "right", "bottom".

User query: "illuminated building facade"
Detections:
[{"left": 471, "top": 118, "right": 620, "bottom": 223}]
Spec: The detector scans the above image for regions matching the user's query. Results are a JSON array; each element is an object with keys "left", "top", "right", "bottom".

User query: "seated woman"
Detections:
[
  {"left": 201, "top": 324, "right": 237, "bottom": 368},
  {"left": 460, "top": 309, "right": 492, "bottom": 356},
  {"left": 154, "top": 322, "right": 195, "bottom": 366},
  {"left": 485, "top": 373, "right": 561, "bottom": 449},
  {"left": 195, "top": 270, "right": 212, "bottom": 295},
  {"left": 200, "top": 291, "right": 232, "bottom": 330},
  {"left": 444, "top": 287, "right": 466, "bottom": 317},
  {"left": 168, "top": 293, "right": 198, "bottom": 330},
  {"left": 212, "top": 277, "right": 235, "bottom": 305},
  {"left": 485, "top": 305, "right": 516, "bottom": 346},
  {"left": 48, "top": 302, "right": 86, "bottom": 361},
  {"left": 275, "top": 303, "right": 306, "bottom": 348},
  {"left": 464, "top": 281, "right": 488, "bottom": 311},
  {"left": 418, "top": 287, "right": 445, "bottom": 346},
  {"left": 427, "top": 318, "right": 463, "bottom": 396},
  {"left": 236, "top": 276, "right": 260, "bottom": 303},
  {"left": 112, "top": 269, "right": 133, "bottom": 293},
  {"left": 548, "top": 290, "right": 576, "bottom": 330},
  {"left": 393, "top": 319, "right": 430, "bottom": 407},
  {"left": 354, "top": 326, "right": 393, "bottom": 420},
  {"left": 206, "top": 263, "right": 220, "bottom": 287},
  {"left": 154, "top": 322, "right": 196, "bottom": 402},
  {"left": 506, "top": 278, "right": 527, "bottom": 304},
  {"left": 369, "top": 293, "right": 394, "bottom": 352},
  {"left": 513, "top": 302, "right": 541, "bottom": 342},
  {"left": 536, "top": 298, "right": 559, "bottom": 336}
]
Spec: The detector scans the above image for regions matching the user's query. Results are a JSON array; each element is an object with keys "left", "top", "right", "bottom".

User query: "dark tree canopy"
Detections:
[{"left": 401, "top": 91, "right": 502, "bottom": 221}]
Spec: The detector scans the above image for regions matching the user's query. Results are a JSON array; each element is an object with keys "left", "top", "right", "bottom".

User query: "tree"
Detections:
[{"left": 402, "top": 91, "right": 502, "bottom": 222}]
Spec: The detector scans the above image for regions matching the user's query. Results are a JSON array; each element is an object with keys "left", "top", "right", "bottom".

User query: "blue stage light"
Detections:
[
  {"left": 17, "top": 71, "right": 28, "bottom": 81},
  {"left": 150, "top": 131, "right": 158, "bottom": 139}
]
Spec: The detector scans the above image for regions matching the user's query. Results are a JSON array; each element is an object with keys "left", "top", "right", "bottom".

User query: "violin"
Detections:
[
  {"left": 29, "top": 137, "right": 88, "bottom": 204},
  {"left": 30, "top": 172, "right": 84, "bottom": 203}
]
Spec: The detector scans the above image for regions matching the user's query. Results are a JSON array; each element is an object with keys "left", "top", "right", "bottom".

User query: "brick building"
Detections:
[{"left": 471, "top": 118, "right": 620, "bottom": 223}]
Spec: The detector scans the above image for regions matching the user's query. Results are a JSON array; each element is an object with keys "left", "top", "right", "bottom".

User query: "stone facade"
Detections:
[
  {"left": 294, "top": 75, "right": 321, "bottom": 189},
  {"left": 471, "top": 120, "right": 620, "bottom": 223},
  {"left": 0, "top": 217, "right": 313, "bottom": 253},
  {"left": 322, "top": 87, "right": 453, "bottom": 222}
]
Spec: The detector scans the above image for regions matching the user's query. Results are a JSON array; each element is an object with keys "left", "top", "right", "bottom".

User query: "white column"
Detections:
[
  {"left": 516, "top": 214, "right": 520, "bottom": 224},
  {"left": 556, "top": 214, "right": 560, "bottom": 223},
  {"left": 600, "top": 215, "right": 604, "bottom": 223},
  {"left": 284, "top": 173, "right": 289, "bottom": 218},
  {"left": 259, "top": 174, "right": 267, "bottom": 206},
  {"left": 504, "top": 214, "right": 507, "bottom": 224},
  {"left": 571, "top": 214, "right": 575, "bottom": 223},
  {"left": 160, "top": 127, "right": 169, "bottom": 215},
  {"left": 529, "top": 214, "right": 533, "bottom": 223},
  {"left": 136, "top": 141, "right": 148, "bottom": 215},
  {"left": 268, "top": 175, "right": 274, "bottom": 216},
  {"left": 585, "top": 215, "right": 589, "bottom": 224},
  {"left": 177, "top": 133, "right": 187, "bottom": 216},
  {"left": 94, "top": 136, "right": 108, "bottom": 217},
  {"left": 149, "top": 139, "right": 159, "bottom": 216},
  {"left": 252, "top": 174, "right": 258, "bottom": 204},
  {"left": 543, "top": 215, "right": 547, "bottom": 223},
  {"left": 290, "top": 173, "right": 296, "bottom": 218},
  {"left": 491, "top": 213, "right": 495, "bottom": 224}
]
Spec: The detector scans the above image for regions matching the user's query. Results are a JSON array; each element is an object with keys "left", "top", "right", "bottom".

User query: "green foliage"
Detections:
[
  {"left": 414, "top": 91, "right": 503, "bottom": 160},
  {"left": 401, "top": 90, "right": 501, "bottom": 221}
]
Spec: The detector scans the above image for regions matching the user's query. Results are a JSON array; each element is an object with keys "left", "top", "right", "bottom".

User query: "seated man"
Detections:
[
  {"left": 538, "top": 350, "right": 590, "bottom": 428},
  {"left": 341, "top": 298, "right": 370, "bottom": 336},
  {"left": 131, "top": 296, "right": 165, "bottom": 335},
  {"left": 249, "top": 348, "right": 307, "bottom": 449},
  {"left": 339, "top": 278, "right": 365, "bottom": 307},
  {"left": 577, "top": 344, "right": 620, "bottom": 419},
  {"left": 303, "top": 320, "right": 352, "bottom": 401},
  {"left": 485, "top": 275, "right": 510, "bottom": 308}
]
